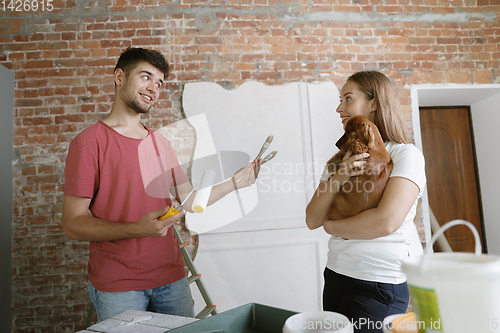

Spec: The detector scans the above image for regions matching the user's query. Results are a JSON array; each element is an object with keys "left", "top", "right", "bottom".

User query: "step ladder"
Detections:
[
  {"left": 172, "top": 225, "right": 218, "bottom": 319},
  {"left": 85, "top": 225, "right": 217, "bottom": 328}
]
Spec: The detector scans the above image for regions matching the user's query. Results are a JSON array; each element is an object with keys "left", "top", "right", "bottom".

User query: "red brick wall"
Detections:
[{"left": 1, "top": 1, "right": 499, "bottom": 332}]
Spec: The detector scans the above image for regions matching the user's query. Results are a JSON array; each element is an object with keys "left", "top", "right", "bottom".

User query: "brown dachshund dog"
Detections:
[{"left": 326, "top": 115, "right": 393, "bottom": 220}]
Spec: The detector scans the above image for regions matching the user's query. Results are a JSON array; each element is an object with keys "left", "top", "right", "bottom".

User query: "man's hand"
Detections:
[
  {"left": 232, "top": 159, "right": 262, "bottom": 189},
  {"left": 135, "top": 207, "right": 185, "bottom": 237},
  {"left": 62, "top": 195, "right": 185, "bottom": 241}
]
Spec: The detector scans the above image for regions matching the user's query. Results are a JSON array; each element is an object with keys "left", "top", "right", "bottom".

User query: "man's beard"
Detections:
[
  {"left": 126, "top": 97, "right": 151, "bottom": 114},
  {"left": 120, "top": 82, "right": 153, "bottom": 114}
]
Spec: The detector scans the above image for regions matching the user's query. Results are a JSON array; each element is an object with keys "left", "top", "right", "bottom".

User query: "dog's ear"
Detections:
[
  {"left": 335, "top": 131, "right": 348, "bottom": 149},
  {"left": 359, "top": 123, "right": 376, "bottom": 147},
  {"left": 346, "top": 131, "right": 366, "bottom": 154}
]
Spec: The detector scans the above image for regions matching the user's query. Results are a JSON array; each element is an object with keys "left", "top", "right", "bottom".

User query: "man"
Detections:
[{"left": 62, "top": 47, "right": 260, "bottom": 321}]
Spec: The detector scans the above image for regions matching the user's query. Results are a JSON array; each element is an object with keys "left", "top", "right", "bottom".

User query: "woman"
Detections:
[{"left": 305, "top": 71, "right": 426, "bottom": 333}]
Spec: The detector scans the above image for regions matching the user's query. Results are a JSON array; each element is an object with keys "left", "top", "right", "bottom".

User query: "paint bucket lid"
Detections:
[
  {"left": 403, "top": 252, "right": 500, "bottom": 278},
  {"left": 282, "top": 311, "right": 353, "bottom": 333}
]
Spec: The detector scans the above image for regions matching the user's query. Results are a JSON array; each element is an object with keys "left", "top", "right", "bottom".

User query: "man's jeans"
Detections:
[{"left": 88, "top": 277, "right": 194, "bottom": 322}]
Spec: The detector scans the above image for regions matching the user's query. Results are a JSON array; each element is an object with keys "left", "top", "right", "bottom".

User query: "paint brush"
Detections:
[
  {"left": 261, "top": 150, "right": 277, "bottom": 164},
  {"left": 254, "top": 135, "right": 274, "bottom": 161},
  {"left": 236, "top": 135, "right": 276, "bottom": 183}
]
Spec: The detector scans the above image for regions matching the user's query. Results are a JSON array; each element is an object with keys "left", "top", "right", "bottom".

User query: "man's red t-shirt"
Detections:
[{"left": 64, "top": 121, "right": 188, "bottom": 292}]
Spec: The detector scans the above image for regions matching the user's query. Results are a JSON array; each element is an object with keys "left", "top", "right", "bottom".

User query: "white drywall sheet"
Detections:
[{"left": 182, "top": 81, "right": 343, "bottom": 234}]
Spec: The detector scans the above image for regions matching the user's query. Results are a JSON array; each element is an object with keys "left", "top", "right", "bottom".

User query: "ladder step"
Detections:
[
  {"left": 195, "top": 305, "right": 217, "bottom": 319},
  {"left": 173, "top": 226, "right": 217, "bottom": 318},
  {"left": 187, "top": 274, "right": 201, "bottom": 284}
]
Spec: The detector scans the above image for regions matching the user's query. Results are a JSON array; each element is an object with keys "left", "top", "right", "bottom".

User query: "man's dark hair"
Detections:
[{"left": 114, "top": 47, "right": 170, "bottom": 78}]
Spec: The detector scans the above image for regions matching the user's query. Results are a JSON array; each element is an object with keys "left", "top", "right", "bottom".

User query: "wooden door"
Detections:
[{"left": 419, "top": 107, "right": 486, "bottom": 253}]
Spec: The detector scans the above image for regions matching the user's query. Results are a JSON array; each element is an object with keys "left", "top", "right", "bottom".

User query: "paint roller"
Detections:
[{"left": 191, "top": 169, "right": 216, "bottom": 213}]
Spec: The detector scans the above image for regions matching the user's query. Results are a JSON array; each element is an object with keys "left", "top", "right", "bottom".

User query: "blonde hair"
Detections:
[{"left": 346, "top": 71, "right": 410, "bottom": 144}]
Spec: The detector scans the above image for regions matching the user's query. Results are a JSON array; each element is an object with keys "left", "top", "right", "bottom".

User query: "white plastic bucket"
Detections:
[
  {"left": 402, "top": 220, "right": 500, "bottom": 333},
  {"left": 283, "top": 311, "right": 354, "bottom": 333}
]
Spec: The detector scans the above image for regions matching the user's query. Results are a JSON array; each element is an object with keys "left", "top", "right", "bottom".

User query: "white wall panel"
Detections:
[
  {"left": 180, "top": 81, "right": 340, "bottom": 313},
  {"left": 190, "top": 228, "right": 331, "bottom": 314}
]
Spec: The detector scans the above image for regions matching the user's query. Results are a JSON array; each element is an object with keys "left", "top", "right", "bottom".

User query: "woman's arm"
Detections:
[
  {"left": 323, "top": 176, "right": 419, "bottom": 239},
  {"left": 305, "top": 152, "right": 368, "bottom": 230},
  {"left": 305, "top": 179, "right": 341, "bottom": 230}
]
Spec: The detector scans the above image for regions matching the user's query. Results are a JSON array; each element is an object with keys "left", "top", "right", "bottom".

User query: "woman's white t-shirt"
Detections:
[{"left": 324, "top": 142, "right": 426, "bottom": 284}]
